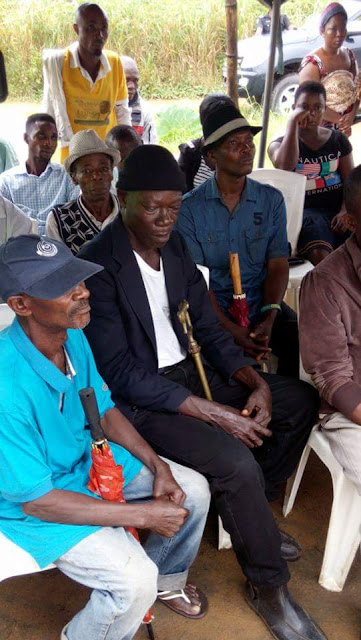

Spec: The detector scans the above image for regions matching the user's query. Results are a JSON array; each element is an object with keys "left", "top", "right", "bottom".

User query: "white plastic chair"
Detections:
[
  {"left": 196, "top": 263, "right": 210, "bottom": 288},
  {"left": 249, "top": 168, "right": 314, "bottom": 310},
  {"left": 283, "top": 357, "right": 361, "bottom": 592},
  {"left": 0, "top": 304, "right": 14, "bottom": 331},
  {"left": 0, "top": 532, "right": 55, "bottom": 583}
]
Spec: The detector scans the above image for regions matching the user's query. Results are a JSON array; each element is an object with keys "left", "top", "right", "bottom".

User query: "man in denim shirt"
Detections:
[{"left": 177, "top": 98, "right": 298, "bottom": 378}]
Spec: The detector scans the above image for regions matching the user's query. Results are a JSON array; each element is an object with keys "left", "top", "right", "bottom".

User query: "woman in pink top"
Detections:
[{"left": 299, "top": 2, "right": 361, "bottom": 137}]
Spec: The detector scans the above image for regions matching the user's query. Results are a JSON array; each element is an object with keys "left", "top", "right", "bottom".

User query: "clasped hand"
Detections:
[{"left": 210, "top": 385, "right": 272, "bottom": 449}]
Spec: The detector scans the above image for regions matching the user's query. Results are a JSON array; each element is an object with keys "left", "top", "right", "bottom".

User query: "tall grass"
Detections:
[
  {"left": 0, "top": 0, "right": 327, "bottom": 102},
  {"left": 156, "top": 101, "right": 288, "bottom": 166}
]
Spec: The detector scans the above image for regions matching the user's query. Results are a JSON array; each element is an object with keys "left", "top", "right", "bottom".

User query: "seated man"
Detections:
[
  {"left": 120, "top": 56, "right": 158, "bottom": 144},
  {"left": 176, "top": 98, "right": 299, "bottom": 378},
  {"left": 299, "top": 165, "right": 361, "bottom": 495},
  {"left": 80, "top": 144, "right": 326, "bottom": 640},
  {"left": 46, "top": 130, "right": 120, "bottom": 254},
  {"left": 0, "top": 234, "right": 210, "bottom": 639},
  {"left": 106, "top": 124, "right": 142, "bottom": 187},
  {"left": 0, "top": 114, "right": 79, "bottom": 234},
  {"left": 0, "top": 194, "right": 33, "bottom": 245},
  {"left": 268, "top": 81, "right": 354, "bottom": 265}
]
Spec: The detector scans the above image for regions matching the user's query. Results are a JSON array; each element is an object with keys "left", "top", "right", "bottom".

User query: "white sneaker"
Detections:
[{"left": 60, "top": 624, "right": 69, "bottom": 639}]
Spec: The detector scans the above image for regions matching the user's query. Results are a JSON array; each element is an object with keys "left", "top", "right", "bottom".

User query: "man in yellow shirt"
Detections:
[{"left": 42, "top": 3, "right": 131, "bottom": 163}]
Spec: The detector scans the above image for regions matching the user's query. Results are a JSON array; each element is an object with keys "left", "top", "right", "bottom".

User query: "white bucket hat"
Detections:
[{"left": 64, "top": 129, "right": 120, "bottom": 174}]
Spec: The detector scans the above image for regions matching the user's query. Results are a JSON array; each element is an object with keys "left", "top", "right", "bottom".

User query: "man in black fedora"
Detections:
[
  {"left": 79, "top": 143, "right": 326, "bottom": 640},
  {"left": 177, "top": 97, "right": 299, "bottom": 378}
]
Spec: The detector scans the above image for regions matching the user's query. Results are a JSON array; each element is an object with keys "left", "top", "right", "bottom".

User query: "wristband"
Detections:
[{"left": 260, "top": 303, "right": 281, "bottom": 314}]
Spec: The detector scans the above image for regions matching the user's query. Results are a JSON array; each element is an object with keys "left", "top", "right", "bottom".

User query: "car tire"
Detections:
[{"left": 270, "top": 72, "right": 299, "bottom": 115}]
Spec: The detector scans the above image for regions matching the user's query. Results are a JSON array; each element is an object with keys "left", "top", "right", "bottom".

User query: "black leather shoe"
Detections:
[
  {"left": 280, "top": 529, "right": 302, "bottom": 562},
  {"left": 245, "top": 582, "right": 328, "bottom": 640}
]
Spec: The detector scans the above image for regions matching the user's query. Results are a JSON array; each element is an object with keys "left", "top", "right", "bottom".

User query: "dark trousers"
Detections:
[
  {"left": 133, "top": 360, "right": 319, "bottom": 587},
  {"left": 269, "top": 302, "right": 299, "bottom": 379}
]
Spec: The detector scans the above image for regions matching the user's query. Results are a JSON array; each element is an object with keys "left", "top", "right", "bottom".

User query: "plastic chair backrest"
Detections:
[
  {"left": 196, "top": 264, "right": 210, "bottom": 289},
  {"left": 249, "top": 168, "right": 306, "bottom": 255},
  {"left": 0, "top": 304, "right": 14, "bottom": 331}
]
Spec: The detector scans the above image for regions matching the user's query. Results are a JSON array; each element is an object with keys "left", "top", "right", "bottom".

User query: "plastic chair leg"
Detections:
[
  {"left": 283, "top": 442, "right": 312, "bottom": 517},
  {"left": 218, "top": 516, "right": 232, "bottom": 550},
  {"left": 319, "top": 472, "right": 361, "bottom": 592}
]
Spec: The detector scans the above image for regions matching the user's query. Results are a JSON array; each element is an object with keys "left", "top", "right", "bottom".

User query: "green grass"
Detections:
[{"left": 1, "top": 0, "right": 328, "bottom": 102}]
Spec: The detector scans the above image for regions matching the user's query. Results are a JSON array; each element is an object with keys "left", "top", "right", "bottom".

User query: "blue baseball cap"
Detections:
[{"left": 0, "top": 235, "right": 103, "bottom": 301}]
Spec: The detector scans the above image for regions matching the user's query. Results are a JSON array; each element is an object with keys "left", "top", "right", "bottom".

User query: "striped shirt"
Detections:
[
  {"left": 193, "top": 156, "right": 214, "bottom": 188},
  {"left": 0, "top": 162, "right": 80, "bottom": 234}
]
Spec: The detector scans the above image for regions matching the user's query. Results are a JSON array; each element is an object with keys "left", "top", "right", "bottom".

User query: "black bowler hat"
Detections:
[
  {"left": 0, "top": 235, "right": 103, "bottom": 301},
  {"left": 202, "top": 102, "right": 262, "bottom": 150},
  {"left": 117, "top": 144, "right": 186, "bottom": 192}
]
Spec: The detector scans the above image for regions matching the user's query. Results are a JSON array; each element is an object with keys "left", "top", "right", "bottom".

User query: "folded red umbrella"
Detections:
[
  {"left": 229, "top": 252, "right": 250, "bottom": 328},
  {"left": 79, "top": 388, "right": 155, "bottom": 640}
]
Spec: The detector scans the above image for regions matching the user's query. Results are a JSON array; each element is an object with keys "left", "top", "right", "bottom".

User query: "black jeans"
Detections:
[
  {"left": 133, "top": 360, "right": 319, "bottom": 587},
  {"left": 269, "top": 302, "right": 299, "bottom": 379}
]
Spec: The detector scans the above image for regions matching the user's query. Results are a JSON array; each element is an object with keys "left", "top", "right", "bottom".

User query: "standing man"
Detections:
[
  {"left": 0, "top": 114, "right": 79, "bottom": 234},
  {"left": 42, "top": 3, "right": 131, "bottom": 163},
  {"left": 177, "top": 98, "right": 299, "bottom": 378},
  {"left": 120, "top": 56, "right": 158, "bottom": 144}
]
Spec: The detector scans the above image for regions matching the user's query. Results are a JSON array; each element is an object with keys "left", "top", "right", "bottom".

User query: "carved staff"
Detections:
[{"left": 177, "top": 300, "right": 213, "bottom": 401}]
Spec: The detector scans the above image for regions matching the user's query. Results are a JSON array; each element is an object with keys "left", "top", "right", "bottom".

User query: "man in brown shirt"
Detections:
[{"left": 299, "top": 165, "right": 361, "bottom": 494}]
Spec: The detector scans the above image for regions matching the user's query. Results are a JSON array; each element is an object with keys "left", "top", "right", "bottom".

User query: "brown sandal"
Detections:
[{"left": 157, "top": 584, "right": 208, "bottom": 619}]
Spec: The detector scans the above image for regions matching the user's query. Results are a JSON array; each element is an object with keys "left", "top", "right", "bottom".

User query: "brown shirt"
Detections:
[{"left": 299, "top": 235, "right": 361, "bottom": 419}]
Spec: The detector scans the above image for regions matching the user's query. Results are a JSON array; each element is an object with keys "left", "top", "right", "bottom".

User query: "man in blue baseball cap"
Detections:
[{"left": 0, "top": 234, "right": 210, "bottom": 639}]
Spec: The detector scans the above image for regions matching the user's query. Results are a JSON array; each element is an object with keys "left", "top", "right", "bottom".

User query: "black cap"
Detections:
[
  {"left": 117, "top": 144, "right": 186, "bottom": 192},
  {"left": 0, "top": 235, "right": 103, "bottom": 301}
]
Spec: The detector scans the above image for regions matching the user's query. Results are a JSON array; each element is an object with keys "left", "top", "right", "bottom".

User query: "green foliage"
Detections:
[
  {"left": 156, "top": 105, "right": 202, "bottom": 155},
  {"left": 156, "top": 100, "right": 288, "bottom": 166},
  {"left": 0, "top": 0, "right": 327, "bottom": 102}
]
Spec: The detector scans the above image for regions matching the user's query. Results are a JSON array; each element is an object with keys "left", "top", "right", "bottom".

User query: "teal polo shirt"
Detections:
[
  {"left": 177, "top": 176, "right": 289, "bottom": 321},
  {"left": 0, "top": 319, "right": 143, "bottom": 568}
]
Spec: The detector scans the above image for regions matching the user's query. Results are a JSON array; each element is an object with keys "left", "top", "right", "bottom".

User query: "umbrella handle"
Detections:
[
  {"left": 79, "top": 387, "right": 106, "bottom": 443},
  {"left": 229, "top": 252, "right": 243, "bottom": 296}
]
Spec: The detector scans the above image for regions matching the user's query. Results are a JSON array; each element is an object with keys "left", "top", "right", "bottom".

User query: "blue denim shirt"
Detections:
[{"left": 177, "top": 176, "right": 289, "bottom": 321}]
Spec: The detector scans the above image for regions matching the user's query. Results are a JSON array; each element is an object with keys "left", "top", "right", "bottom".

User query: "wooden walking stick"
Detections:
[{"left": 177, "top": 300, "right": 213, "bottom": 401}]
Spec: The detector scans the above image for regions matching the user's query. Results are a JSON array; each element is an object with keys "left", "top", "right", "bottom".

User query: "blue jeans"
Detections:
[{"left": 55, "top": 458, "right": 210, "bottom": 640}]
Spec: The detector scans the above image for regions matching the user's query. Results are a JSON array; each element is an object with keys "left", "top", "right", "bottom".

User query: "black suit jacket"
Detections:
[{"left": 79, "top": 215, "right": 255, "bottom": 421}]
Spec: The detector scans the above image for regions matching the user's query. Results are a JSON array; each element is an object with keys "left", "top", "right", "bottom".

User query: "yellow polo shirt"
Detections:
[{"left": 60, "top": 49, "right": 127, "bottom": 163}]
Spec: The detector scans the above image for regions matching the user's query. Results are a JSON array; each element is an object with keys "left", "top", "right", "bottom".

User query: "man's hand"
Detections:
[
  {"left": 213, "top": 404, "right": 272, "bottom": 447},
  {"left": 241, "top": 384, "right": 272, "bottom": 428},
  {"left": 153, "top": 461, "right": 186, "bottom": 506},
  {"left": 232, "top": 325, "right": 272, "bottom": 360},
  {"left": 331, "top": 211, "right": 356, "bottom": 234},
  {"left": 249, "top": 317, "right": 274, "bottom": 358},
  {"left": 141, "top": 496, "right": 189, "bottom": 537},
  {"left": 180, "top": 394, "right": 272, "bottom": 448}
]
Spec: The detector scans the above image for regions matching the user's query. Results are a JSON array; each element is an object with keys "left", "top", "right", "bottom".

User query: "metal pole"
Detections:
[
  {"left": 225, "top": 0, "right": 239, "bottom": 107},
  {"left": 257, "top": 0, "right": 281, "bottom": 167}
]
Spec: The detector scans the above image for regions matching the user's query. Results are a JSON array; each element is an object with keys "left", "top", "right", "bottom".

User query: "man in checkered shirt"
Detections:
[{"left": 0, "top": 113, "right": 79, "bottom": 234}]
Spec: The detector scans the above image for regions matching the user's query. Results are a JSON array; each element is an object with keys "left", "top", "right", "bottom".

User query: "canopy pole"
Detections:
[
  {"left": 225, "top": 0, "right": 239, "bottom": 107},
  {"left": 257, "top": 0, "right": 281, "bottom": 167}
]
